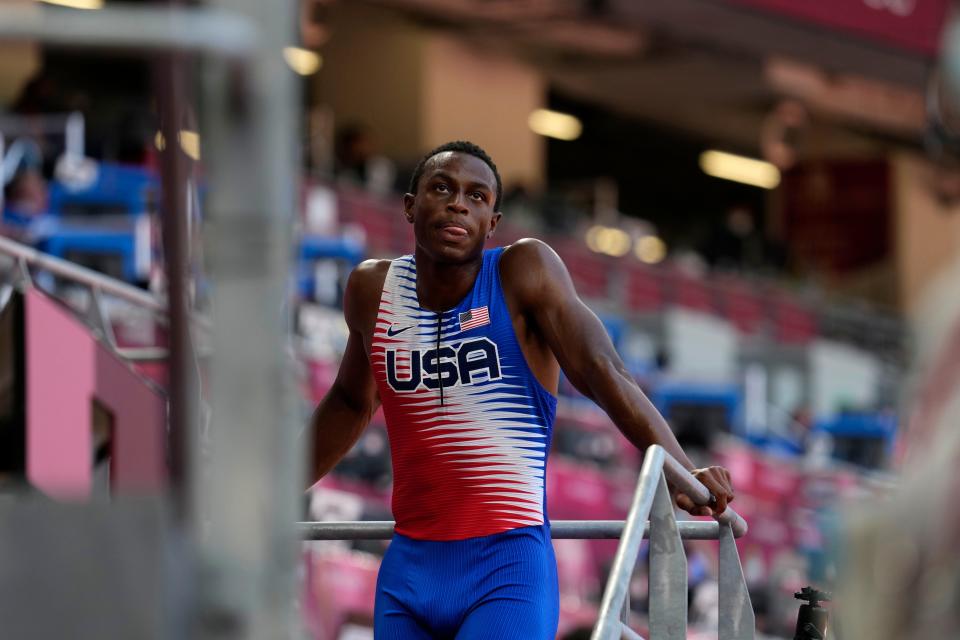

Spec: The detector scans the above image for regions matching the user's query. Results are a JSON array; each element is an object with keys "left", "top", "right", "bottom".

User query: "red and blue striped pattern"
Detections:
[{"left": 370, "top": 249, "right": 557, "bottom": 540}]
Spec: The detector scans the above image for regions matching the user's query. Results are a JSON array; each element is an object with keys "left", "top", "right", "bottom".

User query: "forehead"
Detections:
[{"left": 422, "top": 151, "right": 496, "bottom": 190}]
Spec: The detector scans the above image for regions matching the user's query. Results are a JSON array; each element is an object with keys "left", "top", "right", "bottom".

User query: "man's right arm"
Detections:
[{"left": 307, "top": 261, "right": 384, "bottom": 487}]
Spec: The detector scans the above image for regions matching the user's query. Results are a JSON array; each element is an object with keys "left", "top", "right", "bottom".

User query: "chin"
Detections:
[
  {"left": 436, "top": 245, "right": 472, "bottom": 262},
  {"left": 428, "top": 241, "right": 482, "bottom": 264},
  {"left": 415, "top": 229, "right": 468, "bottom": 254}
]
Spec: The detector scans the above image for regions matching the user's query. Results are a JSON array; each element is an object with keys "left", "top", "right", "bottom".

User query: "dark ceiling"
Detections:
[{"left": 365, "top": 0, "right": 939, "bottom": 156}]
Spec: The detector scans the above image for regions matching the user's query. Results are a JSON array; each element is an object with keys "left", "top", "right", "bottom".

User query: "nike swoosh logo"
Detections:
[{"left": 387, "top": 325, "right": 412, "bottom": 337}]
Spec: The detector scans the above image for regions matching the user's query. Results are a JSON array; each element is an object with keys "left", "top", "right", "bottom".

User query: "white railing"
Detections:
[{"left": 0, "top": 233, "right": 211, "bottom": 360}]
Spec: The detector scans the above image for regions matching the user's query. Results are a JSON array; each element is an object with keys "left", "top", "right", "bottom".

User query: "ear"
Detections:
[
  {"left": 402, "top": 193, "right": 416, "bottom": 224},
  {"left": 487, "top": 212, "right": 502, "bottom": 238}
]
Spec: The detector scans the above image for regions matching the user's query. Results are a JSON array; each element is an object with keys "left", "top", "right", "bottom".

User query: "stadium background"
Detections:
[{"left": 2, "top": 1, "right": 960, "bottom": 639}]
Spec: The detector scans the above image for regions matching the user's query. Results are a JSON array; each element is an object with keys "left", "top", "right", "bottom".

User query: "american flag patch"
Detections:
[{"left": 459, "top": 306, "right": 490, "bottom": 332}]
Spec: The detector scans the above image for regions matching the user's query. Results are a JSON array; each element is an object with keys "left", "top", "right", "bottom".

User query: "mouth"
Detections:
[{"left": 437, "top": 222, "right": 469, "bottom": 241}]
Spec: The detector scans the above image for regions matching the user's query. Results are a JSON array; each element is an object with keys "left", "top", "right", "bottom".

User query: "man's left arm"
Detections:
[{"left": 501, "top": 238, "right": 734, "bottom": 516}]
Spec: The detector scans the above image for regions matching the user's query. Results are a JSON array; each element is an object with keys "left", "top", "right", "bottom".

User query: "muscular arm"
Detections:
[
  {"left": 307, "top": 262, "right": 383, "bottom": 488},
  {"left": 501, "top": 238, "right": 734, "bottom": 515}
]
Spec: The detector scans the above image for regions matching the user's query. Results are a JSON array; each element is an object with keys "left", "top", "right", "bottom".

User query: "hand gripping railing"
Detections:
[
  {"left": 592, "top": 445, "right": 752, "bottom": 640},
  {"left": 301, "top": 445, "right": 754, "bottom": 640}
]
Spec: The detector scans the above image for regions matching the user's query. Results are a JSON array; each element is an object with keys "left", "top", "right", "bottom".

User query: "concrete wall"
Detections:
[
  {"left": 420, "top": 34, "right": 545, "bottom": 190},
  {"left": 892, "top": 152, "right": 960, "bottom": 314},
  {"left": 0, "top": 43, "right": 39, "bottom": 107},
  {"left": 0, "top": 1, "right": 39, "bottom": 107},
  {"left": 316, "top": 3, "right": 425, "bottom": 162},
  {"left": 316, "top": 3, "right": 546, "bottom": 190}
]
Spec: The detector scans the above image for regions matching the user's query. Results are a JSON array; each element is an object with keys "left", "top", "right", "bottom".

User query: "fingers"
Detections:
[
  {"left": 674, "top": 492, "right": 714, "bottom": 517},
  {"left": 673, "top": 466, "right": 736, "bottom": 518},
  {"left": 690, "top": 466, "right": 735, "bottom": 515},
  {"left": 714, "top": 492, "right": 728, "bottom": 515},
  {"left": 675, "top": 492, "right": 694, "bottom": 512}
]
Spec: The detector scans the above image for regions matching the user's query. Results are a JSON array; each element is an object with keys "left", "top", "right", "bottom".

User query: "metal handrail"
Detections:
[
  {"left": 661, "top": 449, "right": 748, "bottom": 536},
  {"left": 0, "top": 234, "right": 164, "bottom": 314},
  {"left": 0, "top": 5, "right": 257, "bottom": 55},
  {"left": 303, "top": 445, "right": 753, "bottom": 640},
  {"left": 300, "top": 519, "right": 730, "bottom": 541},
  {"left": 592, "top": 445, "right": 752, "bottom": 639},
  {"left": 0, "top": 234, "right": 221, "bottom": 364},
  {"left": 0, "top": 234, "right": 213, "bottom": 340}
]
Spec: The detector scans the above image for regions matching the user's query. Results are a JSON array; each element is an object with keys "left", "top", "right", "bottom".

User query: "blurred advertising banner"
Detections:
[{"left": 723, "top": 0, "right": 950, "bottom": 56}]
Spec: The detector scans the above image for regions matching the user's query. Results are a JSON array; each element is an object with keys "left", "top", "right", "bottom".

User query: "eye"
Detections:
[
  {"left": 434, "top": 183, "right": 449, "bottom": 193},
  {"left": 470, "top": 192, "right": 486, "bottom": 202}
]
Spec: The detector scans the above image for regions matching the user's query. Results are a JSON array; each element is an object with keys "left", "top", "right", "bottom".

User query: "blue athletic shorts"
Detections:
[{"left": 373, "top": 524, "right": 559, "bottom": 639}]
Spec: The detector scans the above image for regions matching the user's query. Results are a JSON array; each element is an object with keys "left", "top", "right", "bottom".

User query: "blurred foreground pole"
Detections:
[
  {"left": 155, "top": 37, "right": 194, "bottom": 524},
  {"left": 196, "top": 0, "right": 301, "bottom": 637},
  {"left": 833, "top": 16, "right": 960, "bottom": 640}
]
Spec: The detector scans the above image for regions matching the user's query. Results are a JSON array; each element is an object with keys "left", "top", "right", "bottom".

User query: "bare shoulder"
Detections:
[
  {"left": 500, "top": 238, "right": 573, "bottom": 305},
  {"left": 348, "top": 258, "right": 391, "bottom": 290},
  {"left": 344, "top": 259, "right": 391, "bottom": 330},
  {"left": 500, "top": 237, "right": 563, "bottom": 275}
]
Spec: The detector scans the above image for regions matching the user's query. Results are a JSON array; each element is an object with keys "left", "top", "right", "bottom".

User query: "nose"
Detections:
[{"left": 447, "top": 191, "right": 469, "bottom": 215}]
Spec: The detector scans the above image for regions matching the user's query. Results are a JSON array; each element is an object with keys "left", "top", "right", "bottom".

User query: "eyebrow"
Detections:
[{"left": 428, "top": 171, "right": 494, "bottom": 192}]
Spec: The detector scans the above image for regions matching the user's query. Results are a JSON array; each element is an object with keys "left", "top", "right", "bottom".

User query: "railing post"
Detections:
[
  {"left": 620, "top": 624, "right": 645, "bottom": 640},
  {"left": 648, "top": 472, "right": 687, "bottom": 640},
  {"left": 0, "top": 131, "right": 5, "bottom": 210},
  {"left": 6, "top": 258, "right": 32, "bottom": 291},
  {"left": 592, "top": 445, "right": 665, "bottom": 640},
  {"left": 85, "top": 286, "right": 117, "bottom": 349},
  {"left": 194, "top": 1, "right": 301, "bottom": 637},
  {"left": 718, "top": 523, "right": 755, "bottom": 640}
]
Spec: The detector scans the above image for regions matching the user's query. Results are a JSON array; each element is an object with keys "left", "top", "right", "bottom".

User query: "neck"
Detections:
[{"left": 414, "top": 247, "right": 483, "bottom": 311}]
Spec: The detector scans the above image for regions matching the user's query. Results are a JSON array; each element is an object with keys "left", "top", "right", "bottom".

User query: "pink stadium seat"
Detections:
[
  {"left": 662, "top": 268, "right": 715, "bottom": 313},
  {"left": 715, "top": 277, "right": 767, "bottom": 335},
  {"left": 773, "top": 295, "right": 818, "bottom": 343},
  {"left": 336, "top": 189, "right": 395, "bottom": 254},
  {"left": 625, "top": 265, "right": 663, "bottom": 312},
  {"left": 553, "top": 239, "right": 609, "bottom": 299}
]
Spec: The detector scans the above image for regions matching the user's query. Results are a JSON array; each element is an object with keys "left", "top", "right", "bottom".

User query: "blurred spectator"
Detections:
[
  {"left": 11, "top": 72, "right": 67, "bottom": 116},
  {"left": 670, "top": 246, "right": 710, "bottom": 277},
  {"left": 335, "top": 426, "right": 392, "bottom": 489},
  {"left": 11, "top": 71, "right": 91, "bottom": 174},
  {"left": 500, "top": 183, "right": 543, "bottom": 232},
  {"left": 703, "top": 206, "right": 763, "bottom": 269},
  {"left": 540, "top": 190, "right": 583, "bottom": 234},
  {"left": 701, "top": 205, "right": 786, "bottom": 273},
  {"left": 334, "top": 124, "right": 396, "bottom": 197},
  {"left": 2, "top": 136, "right": 48, "bottom": 222},
  {"left": 4, "top": 168, "right": 47, "bottom": 219},
  {"left": 790, "top": 406, "right": 814, "bottom": 453}
]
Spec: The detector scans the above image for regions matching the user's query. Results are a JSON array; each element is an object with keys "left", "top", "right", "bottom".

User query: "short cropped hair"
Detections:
[{"left": 408, "top": 140, "right": 502, "bottom": 211}]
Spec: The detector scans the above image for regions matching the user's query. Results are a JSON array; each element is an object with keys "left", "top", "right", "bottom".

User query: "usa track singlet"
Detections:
[{"left": 370, "top": 247, "right": 558, "bottom": 541}]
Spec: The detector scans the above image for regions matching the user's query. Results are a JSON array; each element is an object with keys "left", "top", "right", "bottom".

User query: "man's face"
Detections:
[{"left": 404, "top": 151, "right": 501, "bottom": 264}]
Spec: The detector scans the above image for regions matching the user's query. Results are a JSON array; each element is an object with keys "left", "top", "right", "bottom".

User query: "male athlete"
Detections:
[{"left": 309, "top": 140, "right": 735, "bottom": 639}]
